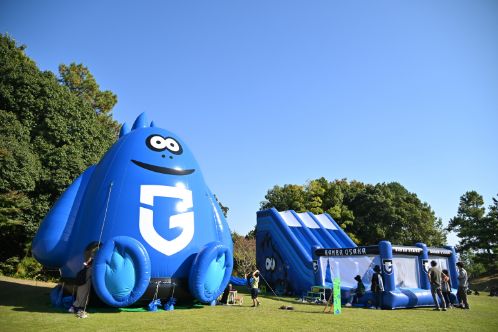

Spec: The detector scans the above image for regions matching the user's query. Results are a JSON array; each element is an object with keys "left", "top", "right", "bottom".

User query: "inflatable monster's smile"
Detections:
[{"left": 131, "top": 160, "right": 195, "bottom": 175}]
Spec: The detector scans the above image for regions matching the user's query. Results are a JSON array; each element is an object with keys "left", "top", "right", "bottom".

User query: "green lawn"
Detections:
[{"left": 1, "top": 276, "right": 497, "bottom": 332}]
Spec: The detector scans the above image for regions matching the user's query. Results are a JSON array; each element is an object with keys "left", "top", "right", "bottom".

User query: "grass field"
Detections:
[{"left": 1, "top": 276, "right": 497, "bottom": 332}]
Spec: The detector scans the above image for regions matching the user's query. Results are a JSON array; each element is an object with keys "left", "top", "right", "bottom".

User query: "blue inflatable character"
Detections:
[{"left": 32, "top": 113, "right": 233, "bottom": 307}]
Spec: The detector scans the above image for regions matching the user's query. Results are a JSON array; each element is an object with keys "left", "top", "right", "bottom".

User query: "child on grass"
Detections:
[{"left": 441, "top": 269, "right": 452, "bottom": 308}]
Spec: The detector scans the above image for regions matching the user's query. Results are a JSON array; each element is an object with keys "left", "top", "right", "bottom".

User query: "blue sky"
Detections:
[{"left": 1, "top": 1, "right": 497, "bottom": 245}]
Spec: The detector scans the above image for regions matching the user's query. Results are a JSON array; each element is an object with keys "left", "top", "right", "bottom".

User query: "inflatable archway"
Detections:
[{"left": 33, "top": 113, "right": 233, "bottom": 306}]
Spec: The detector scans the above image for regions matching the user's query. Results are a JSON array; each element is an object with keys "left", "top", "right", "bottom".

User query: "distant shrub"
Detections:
[
  {"left": 14, "top": 256, "right": 44, "bottom": 280},
  {"left": 0, "top": 256, "right": 20, "bottom": 275}
]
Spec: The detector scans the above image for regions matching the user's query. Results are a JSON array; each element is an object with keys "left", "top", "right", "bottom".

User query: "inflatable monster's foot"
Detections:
[
  {"left": 189, "top": 241, "right": 233, "bottom": 303},
  {"left": 93, "top": 236, "right": 151, "bottom": 307}
]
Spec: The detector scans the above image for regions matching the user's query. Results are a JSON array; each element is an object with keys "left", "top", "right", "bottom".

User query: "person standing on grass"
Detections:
[
  {"left": 428, "top": 260, "right": 447, "bottom": 311},
  {"left": 249, "top": 269, "right": 261, "bottom": 307},
  {"left": 456, "top": 262, "right": 470, "bottom": 309},
  {"left": 370, "top": 265, "right": 384, "bottom": 309},
  {"left": 69, "top": 243, "right": 99, "bottom": 318},
  {"left": 441, "top": 269, "right": 453, "bottom": 308}
]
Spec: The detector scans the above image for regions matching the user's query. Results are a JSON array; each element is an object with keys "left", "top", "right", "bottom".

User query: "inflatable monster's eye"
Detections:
[
  {"left": 146, "top": 135, "right": 183, "bottom": 154},
  {"left": 164, "top": 137, "right": 182, "bottom": 155},
  {"left": 271, "top": 257, "right": 276, "bottom": 271},
  {"left": 265, "top": 257, "right": 272, "bottom": 271},
  {"left": 147, "top": 135, "right": 168, "bottom": 151}
]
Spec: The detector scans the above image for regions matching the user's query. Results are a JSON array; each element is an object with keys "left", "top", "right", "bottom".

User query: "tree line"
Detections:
[{"left": 261, "top": 178, "right": 447, "bottom": 246}]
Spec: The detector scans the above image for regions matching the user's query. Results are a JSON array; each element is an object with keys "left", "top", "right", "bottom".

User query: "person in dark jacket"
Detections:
[
  {"left": 370, "top": 265, "right": 384, "bottom": 309},
  {"left": 346, "top": 275, "right": 366, "bottom": 306},
  {"left": 68, "top": 243, "right": 99, "bottom": 318},
  {"left": 219, "top": 283, "right": 233, "bottom": 305}
]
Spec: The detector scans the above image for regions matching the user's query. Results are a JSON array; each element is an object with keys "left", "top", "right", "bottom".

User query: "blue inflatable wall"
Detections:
[
  {"left": 256, "top": 208, "right": 458, "bottom": 309},
  {"left": 32, "top": 113, "right": 233, "bottom": 306}
]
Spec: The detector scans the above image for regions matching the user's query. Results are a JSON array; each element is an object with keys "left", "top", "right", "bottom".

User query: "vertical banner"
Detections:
[{"left": 333, "top": 277, "right": 341, "bottom": 315}]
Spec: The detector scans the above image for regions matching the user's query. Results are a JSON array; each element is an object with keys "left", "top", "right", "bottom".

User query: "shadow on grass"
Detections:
[
  {"left": 0, "top": 279, "right": 206, "bottom": 314},
  {"left": 0, "top": 279, "right": 66, "bottom": 313}
]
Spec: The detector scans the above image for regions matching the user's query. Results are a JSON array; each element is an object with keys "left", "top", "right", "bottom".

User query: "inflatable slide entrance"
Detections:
[{"left": 256, "top": 208, "right": 459, "bottom": 309}]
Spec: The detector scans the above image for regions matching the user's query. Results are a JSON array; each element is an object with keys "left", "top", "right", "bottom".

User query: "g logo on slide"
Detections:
[{"left": 139, "top": 185, "right": 194, "bottom": 256}]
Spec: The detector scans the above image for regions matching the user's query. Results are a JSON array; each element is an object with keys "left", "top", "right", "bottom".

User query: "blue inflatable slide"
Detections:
[{"left": 256, "top": 208, "right": 459, "bottom": 309}]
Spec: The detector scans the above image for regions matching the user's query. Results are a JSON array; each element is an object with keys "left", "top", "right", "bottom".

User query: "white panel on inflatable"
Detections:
[
  {"left": 278, "top": 211, "right": 301, "bottom": 227},
  {"left": 314, "top": 214, "right": 338, "bottom": 230},
  {"left": 319, "top": 255, "right": 379, "bottom": 288},
  {"left": 428, "top": 256, "right": 449, "bottom": 273},
  {"left": 297, "top": 212, "right": 320, "bottom": 229},
  {"left": 393, "top": 256, "right": 419, "bottom": 288}
]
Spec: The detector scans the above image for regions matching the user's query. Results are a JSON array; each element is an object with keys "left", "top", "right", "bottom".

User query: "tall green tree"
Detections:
[
  {"left": 448, "top": 191, "right": 498, "bottom": 272},
  {"left": 0, "top": 34, "right": 119, "bottom": 274},
  {"left": 58, "top": 63, "right": 117, "bottom": 116},
  {"left": 483, "top": 196, "right": 498, "bottom": 270},
  {"left": 0, "top": 110, "right": 40, "bottom": 261},
  {"left": 349, "top": 182, "right": 445, "bottom": 246},
  {"left": 261, "top": 184, "right": 306, "bottom": 213},
  {"left": 448, "top": 191, "right": 485, "bottom": 251}
]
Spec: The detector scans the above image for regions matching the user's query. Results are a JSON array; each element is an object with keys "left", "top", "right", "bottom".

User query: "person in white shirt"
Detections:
[{"left": 456, "top": 262, "right": 470, "bottom": 309}]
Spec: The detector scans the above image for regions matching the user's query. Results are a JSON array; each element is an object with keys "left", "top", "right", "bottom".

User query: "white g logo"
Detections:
[{"left": 139, "top": 185, "right": 194, "bottom": 256}]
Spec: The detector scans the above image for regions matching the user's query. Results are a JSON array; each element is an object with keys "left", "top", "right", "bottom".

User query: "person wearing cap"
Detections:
[
  {"left": 370, "top": 265, "right": 384, "bottom": 309},
  {"left": 346, "top": 275, "right": 366, "bottom": 307},
  {"left": 456, "top": 262, "right": 470, "bottom": 309}
]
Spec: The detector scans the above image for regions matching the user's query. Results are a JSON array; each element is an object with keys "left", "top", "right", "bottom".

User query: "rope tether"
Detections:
[
  {"left": 80, "top": 182, "right": 113, "bottom": 318},
  {"left": 152, "top": 281, "right": 160, "bottom": 302},
  {"left": 258, "top": 273, "right": 296, "bottom": 310}
]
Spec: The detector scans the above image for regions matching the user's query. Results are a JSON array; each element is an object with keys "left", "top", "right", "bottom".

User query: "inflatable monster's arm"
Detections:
[
  {"left": 188, "top": 192, "right": 234, "bottom": 304},
  {"left": 207, "top": 191, "right": 233, "bottom": 246},
  {"left": 32, "top": 166, "right": 96, "bottom": 267}
]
